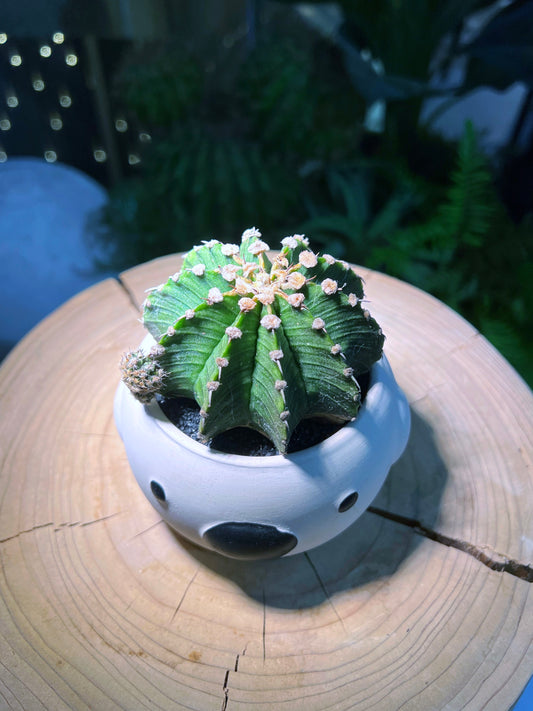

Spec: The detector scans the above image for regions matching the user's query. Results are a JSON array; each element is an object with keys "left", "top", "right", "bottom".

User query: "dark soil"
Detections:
[{"left": 157, "top": 370, "right": 370, "bottom": 456}]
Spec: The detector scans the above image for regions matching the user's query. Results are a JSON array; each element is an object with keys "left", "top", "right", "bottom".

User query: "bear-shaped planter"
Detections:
[{"left": 114, "top": 339, "right": 411, "bottom": 560}]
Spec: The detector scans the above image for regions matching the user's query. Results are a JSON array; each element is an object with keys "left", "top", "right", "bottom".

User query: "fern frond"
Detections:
[{"left": 437, "top": 120, "right": 494, "bottom": 248}]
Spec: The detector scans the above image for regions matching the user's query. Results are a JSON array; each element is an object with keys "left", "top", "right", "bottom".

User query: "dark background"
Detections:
[{"left": 1, "top": 0, "right": 532, "bottom": 389}]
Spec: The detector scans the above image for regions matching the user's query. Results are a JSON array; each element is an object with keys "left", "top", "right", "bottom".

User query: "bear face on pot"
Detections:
[{"left": 114, "top": 229, "right": 411, "bottom": 560}]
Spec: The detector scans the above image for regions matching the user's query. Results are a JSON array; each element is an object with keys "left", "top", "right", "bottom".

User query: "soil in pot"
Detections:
[{"left": 157, "top": 370, "right": 371, "bottom": 456}]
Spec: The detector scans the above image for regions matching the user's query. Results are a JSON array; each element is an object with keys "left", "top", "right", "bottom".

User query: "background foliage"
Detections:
[{"left": 97, "top": 0, "right": 533, "bottom": 385}]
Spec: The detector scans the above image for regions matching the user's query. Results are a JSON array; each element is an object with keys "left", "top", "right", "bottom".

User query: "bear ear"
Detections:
[{"left": 203, "top": 522, "right": 297, "bottom": 560}]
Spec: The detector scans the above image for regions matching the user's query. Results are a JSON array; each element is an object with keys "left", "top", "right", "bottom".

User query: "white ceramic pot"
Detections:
[{"left": 114, "top": 339, "right": 411, "bottom": 560}]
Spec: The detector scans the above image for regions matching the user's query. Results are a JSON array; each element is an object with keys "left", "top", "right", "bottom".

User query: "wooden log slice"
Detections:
[{"left": 0, "top": 254, "right": 531, "bottom": 710}]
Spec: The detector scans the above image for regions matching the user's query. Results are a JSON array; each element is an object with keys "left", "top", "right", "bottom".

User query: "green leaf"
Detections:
[
  {"left": 437, "top": 120, "right": 493, "bottom": 247},
  {"left": 366, "top": 189, "right": 418, "bottom": 243},
  {"left": 328, "top": 170, "right": 369, "bottom": 227}
]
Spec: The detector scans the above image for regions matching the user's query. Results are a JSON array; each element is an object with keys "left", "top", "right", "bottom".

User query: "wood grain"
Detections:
[{"left": 0, "top": 255, "right": 531, "bottom": 711}]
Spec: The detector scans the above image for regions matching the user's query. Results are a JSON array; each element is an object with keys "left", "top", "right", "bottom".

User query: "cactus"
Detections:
[{"left": 121, "top": 229, "right": 385, "bottom": 453}]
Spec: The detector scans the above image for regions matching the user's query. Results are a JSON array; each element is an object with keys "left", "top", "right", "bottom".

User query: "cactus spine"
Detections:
[{"left": 121, "top": 229, "right": 384, "bottom": 453}]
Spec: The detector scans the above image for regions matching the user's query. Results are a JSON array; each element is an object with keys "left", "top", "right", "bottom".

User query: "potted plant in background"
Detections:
[
  {"left": 98, "top": 1, "right": 533, "bottom": 387},
  {"left": 114, "top": 229, "right": 410, "bottom": 560}
]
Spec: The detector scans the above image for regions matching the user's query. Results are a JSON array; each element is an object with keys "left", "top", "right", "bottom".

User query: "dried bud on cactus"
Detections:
[
  {"left": 122, "top": 229, "right": 384, "bottom": 453},
  {"left": 120, "top": 350, "right": 166, "bottom": 404}
]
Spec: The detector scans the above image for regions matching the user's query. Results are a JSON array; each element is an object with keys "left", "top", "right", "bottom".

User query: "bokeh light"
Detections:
[
  {"left": 59, "top": 93, "right": 72, "bottom": 108},
  {"left": 50, "top": 114, "right": 63, "bottom": 131}
]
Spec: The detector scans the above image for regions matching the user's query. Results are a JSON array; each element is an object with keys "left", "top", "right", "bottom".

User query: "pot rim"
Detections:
[{"left": 139, "top": 351, "right": 390, "bottom": 468}]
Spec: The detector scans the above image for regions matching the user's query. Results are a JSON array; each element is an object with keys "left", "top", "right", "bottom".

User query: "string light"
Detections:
[
  {"left": 65, "top": 53, "right": 78, "bottom": 67},
  {"left": 40, "top": 45, "right": 52, "bottom": 58},
  {"left": 10, "top": 54, "right": 22, "bottom": 67},
  {"left": 0, "top": 118, "right": 11, "bottom": 131},
  {"left": 50, "top": 113, "right": 63, "bottom": 130},
  {"left": 0, "top": 33, "right": 7, "bottom": 44},
  {"left": 128, "top": 153, "right": 141, "bottom": 165},
  {"left": 44, "top": 150, "right": 57, "bottom": 163},
  {"left": 139, "top": 132, "right": 152, "bottom": 143},
  {"left": 114, "top": 118, "right": 128, "bottom": 132},
  {"left": 6, "top": 94, "right": 18, "bottom": 108},
  {"left": 0, "top": 150, "right": 7, "bottom": 163},
  {"left": 93, "top": 148, "right": 107, "bottom": 163},
  {"left": 32, "top": 76, "right": 45, "bottom": 92},
  {"left": 59, "top": 92, "right": 72, "bottom": 108},
  {"left": 52, "top": 32, "right": 64, "bottom": 44}
]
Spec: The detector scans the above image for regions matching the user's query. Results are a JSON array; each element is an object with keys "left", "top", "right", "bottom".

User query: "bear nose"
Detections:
[{"left": 203, "top": 522, "right": 298, "bottom": 560}]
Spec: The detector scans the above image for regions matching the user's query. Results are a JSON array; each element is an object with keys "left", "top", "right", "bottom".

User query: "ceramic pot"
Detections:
[{"left": 114, "top": 339, "right": 411, "bottom": 560}]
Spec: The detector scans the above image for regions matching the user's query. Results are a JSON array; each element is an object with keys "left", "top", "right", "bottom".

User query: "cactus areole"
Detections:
[{"left": 120, "top": 229, "right": 385, "bottom": 454}]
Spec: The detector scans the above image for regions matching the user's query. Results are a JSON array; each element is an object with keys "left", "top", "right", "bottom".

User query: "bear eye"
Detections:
[
  {"left": 150, "top": 480, "right": 166, "bottom": 503},
  {"left": 338, "top": 491, "right": 358, "bottom": 513}
]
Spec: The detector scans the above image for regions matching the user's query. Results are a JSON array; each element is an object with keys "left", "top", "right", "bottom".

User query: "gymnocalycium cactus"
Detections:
[{"left": 121, "top": 228, "right": 384, "bottom": 454}]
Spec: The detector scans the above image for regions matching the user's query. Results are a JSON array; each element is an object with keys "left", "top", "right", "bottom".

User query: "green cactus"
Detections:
[{"left": 121, "top": 229, "right": 384, "bottom": 453}]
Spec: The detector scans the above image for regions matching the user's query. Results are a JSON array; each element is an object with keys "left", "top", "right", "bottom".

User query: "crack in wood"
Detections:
[
  {"left": 220, "top": 649, "right": 245, "bottom": 710},
  {"left": 221, "top": 669, "right": 230, "bottom": 711},
  {"left": 79, "top": 512, "right": 122, "bottom": 527},
  {"left": 169, "top": 569, "right": 199, "bottom": 626},
  {"left": 367, "top": 506, "right": 533, "bottom": 582},
  {"left": 116, "top": 274, "right": 142, "bottom": 311},
  {"left": 0, "top": 522, "right": 54, "bottom": 544},
  {"left": 304, "top": 552, "right": 348, "bottom": 631},
  {"left": 129, "top": 519, "right": 164, "bottom": 540},
  {"left": 1, "top": 514, "right": 122, "bottom": 544},
  {"left": 235, "top": 645, "right": 247, "bottom": 672}
]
